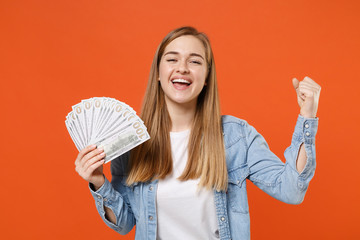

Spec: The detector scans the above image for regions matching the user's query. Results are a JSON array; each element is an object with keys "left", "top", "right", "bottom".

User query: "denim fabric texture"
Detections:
[{"left": 89, "top": 114, "right": 318, "bottom": 240}]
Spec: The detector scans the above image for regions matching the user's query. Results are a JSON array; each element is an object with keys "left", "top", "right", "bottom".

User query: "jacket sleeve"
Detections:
[
  {"left": 245, "top": 114, "right": 318, "bottom": 204},
  {"left": 88, "top": 152, "right": 135, "bottom": 234}
]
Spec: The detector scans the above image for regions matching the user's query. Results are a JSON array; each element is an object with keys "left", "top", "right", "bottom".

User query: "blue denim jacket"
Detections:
[{"left": 89, "top": 114, "right": 318, "bottom": 240}]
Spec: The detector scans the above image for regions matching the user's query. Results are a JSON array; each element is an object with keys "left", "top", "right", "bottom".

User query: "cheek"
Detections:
[
  {"left": 195, "top": 68, "right": 208, "bottom": 84},
  {"left": 159, "top": 68, "right": 169, "bottom": 81}
]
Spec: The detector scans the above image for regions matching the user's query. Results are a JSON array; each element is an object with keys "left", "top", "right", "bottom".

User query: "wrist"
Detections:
[
  {"left": 300, "top": 112, "right": 316, "bottom": 119},
  {"left": 91, "top": 175, "right": 105, "bottom": 191},
  {"left": 301, "top": 115, "right": 316, "bottom": 119}
]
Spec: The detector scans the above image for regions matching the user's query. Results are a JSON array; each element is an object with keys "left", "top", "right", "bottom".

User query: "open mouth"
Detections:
[{"left": 171, "top": 78, "right": 192, "bottom": 86}]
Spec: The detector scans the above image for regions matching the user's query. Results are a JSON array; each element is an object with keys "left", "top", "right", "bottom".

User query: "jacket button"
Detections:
[
  {"left": 149, "top": 216, "right": 153, "bottom": 221},
  {"left": 221, "top": 217, "right": 225, "bottom": 222},
  {"left": 305, "top": 123, "right": 309, "bottom": 128},
  {"left": 305, "top": 132, "right": 310, "bottom": 136},
  {"left": 149, "top": 186, "right": 153, "bottom": 191}
]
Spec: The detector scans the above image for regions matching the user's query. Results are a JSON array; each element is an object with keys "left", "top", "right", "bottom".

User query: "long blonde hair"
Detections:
[{"left": 126, "top": 26, "right": 227, "bottom": 191}]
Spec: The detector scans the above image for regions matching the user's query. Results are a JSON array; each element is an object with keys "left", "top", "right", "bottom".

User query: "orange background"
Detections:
[{"left": 1, "top": 0, "right": 359, "bottom": 239}]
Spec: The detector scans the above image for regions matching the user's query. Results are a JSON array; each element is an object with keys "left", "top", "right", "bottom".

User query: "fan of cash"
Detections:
[{"left": 65, "top": 97, "right": 150, "bottom": 163}]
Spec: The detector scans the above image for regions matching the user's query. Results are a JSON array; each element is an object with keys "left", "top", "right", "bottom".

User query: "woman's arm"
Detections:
[
  {"left": 75, "top": 145, "right": 135, "bottom": 234},
  {"left": 244, "top": 77, "right": 321, "bottom": 204},
  {"left": 88, "top": 176, "right": 136, "bottom": 234},
  {"left": 296, "top": 143, "right": 307, "bottom": 173},
  {"left": 292, "top": 77, "right": 321, "bottom": 173},
  {"left": 245, "top": 114, "right": 318, "bottom": 204},
  {"left": 92, "top": 182, "right": 117, "bottom": 224}
]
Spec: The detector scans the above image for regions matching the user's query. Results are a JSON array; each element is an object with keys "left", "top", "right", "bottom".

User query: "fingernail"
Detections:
[{"left": 100, "top": 152, "right": 105, "bottom": 156}]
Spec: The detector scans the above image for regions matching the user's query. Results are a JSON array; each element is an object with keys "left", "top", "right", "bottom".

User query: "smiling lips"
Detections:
[{"left": 171, "top": 78, "right": 192, "bottom": 90}]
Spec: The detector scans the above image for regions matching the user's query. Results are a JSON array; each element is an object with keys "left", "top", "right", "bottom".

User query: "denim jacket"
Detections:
[{"left": 89, "top": 114, "right": 318, "bottom": 240}]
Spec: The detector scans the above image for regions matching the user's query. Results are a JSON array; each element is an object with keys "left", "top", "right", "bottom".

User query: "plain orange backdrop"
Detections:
[{"left": 1, "top": 0, "right": 359, "bottom": 239}]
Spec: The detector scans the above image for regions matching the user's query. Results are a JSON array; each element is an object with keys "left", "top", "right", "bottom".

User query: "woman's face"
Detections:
[{"left": 159, "top": 35, "right": 208, "bottom": 107}]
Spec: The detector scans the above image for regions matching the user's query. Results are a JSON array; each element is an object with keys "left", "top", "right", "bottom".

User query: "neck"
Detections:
[{"left": 166, "top": 99, "right": 196, "bottom": 132}]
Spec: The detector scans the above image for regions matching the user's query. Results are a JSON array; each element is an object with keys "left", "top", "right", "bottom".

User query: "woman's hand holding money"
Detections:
[{"left": 75, "top": 144, "right": 106, "bottom": 190}]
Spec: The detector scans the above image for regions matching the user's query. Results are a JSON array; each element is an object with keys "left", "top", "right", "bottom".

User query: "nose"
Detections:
[{"left": 176, "top": 59, "right": 189, "bottom": 74}]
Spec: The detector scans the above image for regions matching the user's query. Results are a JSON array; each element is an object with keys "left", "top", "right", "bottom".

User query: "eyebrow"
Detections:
[{"left": 164, "top": 51, "right": 204, "bottom": 60}]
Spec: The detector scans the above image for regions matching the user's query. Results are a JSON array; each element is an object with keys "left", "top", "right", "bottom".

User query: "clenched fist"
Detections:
[{"left": 292, "top": 76, "right": 321, "bottom": 118}]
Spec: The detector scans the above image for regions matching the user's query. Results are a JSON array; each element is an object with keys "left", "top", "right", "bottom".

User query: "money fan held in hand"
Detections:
[{"left": 65, "top": 97, "right": 150, "bottom": 163}]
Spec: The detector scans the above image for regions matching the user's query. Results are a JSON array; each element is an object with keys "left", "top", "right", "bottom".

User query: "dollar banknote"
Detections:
[{"left": 65, "top": 97, "right": 150, "bottom": 163}]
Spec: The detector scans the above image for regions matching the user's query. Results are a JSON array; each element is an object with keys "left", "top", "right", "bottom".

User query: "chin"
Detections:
[{"left": 168, "top": 97, "right": 196, "bottom": 106}]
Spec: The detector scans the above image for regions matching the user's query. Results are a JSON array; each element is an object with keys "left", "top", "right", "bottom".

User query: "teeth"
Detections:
[{"left": 172, "top": 79, "right": 191, "bottom": 84}]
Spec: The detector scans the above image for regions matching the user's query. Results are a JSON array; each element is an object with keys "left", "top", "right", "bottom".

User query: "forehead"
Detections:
[{"left": 164, "top": 35, "right": 205, "bottom": 57}]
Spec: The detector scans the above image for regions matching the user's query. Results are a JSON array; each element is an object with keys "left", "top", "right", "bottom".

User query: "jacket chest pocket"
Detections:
[{"left": 227, "top": 164, "right": 250, "bottom": 214}]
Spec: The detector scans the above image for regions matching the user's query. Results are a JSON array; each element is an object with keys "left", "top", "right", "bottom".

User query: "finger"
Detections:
[
  {"left": 296, "top": 82, "right": 313, "bottom": 100},
  {"left": 75, "top": 144, "right": 97, "bottom": 166},
  {"left": 76, "top": 152, "right": 104, "bottom": 180},
  {"left": 298, "top": 82, "right": 320, "bottom": 92},
  {"left": 292, "top": 78, "right": 299, "bottom": 90},
  {"left": 297, "top": 84, "right": 318, "bottom": 101},
  {"left": 85, "top": 159, "right": 105, "bottom": 176},
  {"left": 80, "top": 147, "right": 104, "bottom": 168},
  {"left": 84, "top": 151, "right": 106, "bottom": 172},
  {"left": 303, "top": 76, "right": 321, "bottom": 89},
  {"left": 298, "top": 83, "right": 320, "bottom": 95},
  {"left": 298, "top": 87, "right": 316, "bottom": 99},
  {"left": 298, "top": 92, "right": 306, "bottom": 102},
  {"left": 299, "top": 80, "right": 321, "bottom": 91}
]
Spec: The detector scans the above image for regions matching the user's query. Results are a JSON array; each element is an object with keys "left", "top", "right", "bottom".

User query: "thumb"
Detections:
[{"left": 292, "top": 77, "right": 299, "bottom": 90}]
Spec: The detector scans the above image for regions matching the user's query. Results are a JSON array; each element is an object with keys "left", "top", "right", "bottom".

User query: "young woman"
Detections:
[{"left": 75, "top": 26, "right": 321, "bottom": 240}]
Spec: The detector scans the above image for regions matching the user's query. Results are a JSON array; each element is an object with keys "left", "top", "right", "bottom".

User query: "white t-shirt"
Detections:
[{"left": 156, "top": 129, "right": 220, "bottom": 239}]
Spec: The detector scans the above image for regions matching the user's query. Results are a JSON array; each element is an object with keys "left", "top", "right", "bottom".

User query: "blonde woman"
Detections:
[{"left": 75, "top": 26, "right": 321, "bottom": 240}]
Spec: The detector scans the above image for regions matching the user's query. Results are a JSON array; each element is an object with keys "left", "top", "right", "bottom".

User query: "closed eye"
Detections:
[{"left": 191, "top": 60, "right": 202, "bottom": 64}]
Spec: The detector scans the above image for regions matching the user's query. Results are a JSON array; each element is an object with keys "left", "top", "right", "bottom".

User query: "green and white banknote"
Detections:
[{"left": 65, "top": 97, "right": 150, "bottom": 163}]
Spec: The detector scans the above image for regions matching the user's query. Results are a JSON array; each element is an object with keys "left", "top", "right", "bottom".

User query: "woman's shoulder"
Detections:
[
  {"left": 221, "top": 115, "right": 262, "bottom": 146},
  {"left": 221, "top": 115, "right": 249, "bottom": 129},
  {"left": 221, "top": 115, "right": 251, "bottom": 146}
]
